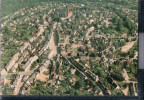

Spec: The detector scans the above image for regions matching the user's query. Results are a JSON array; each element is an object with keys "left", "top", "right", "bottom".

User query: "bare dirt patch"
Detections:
[
  {"left": 122, "top": 69, "right": 130, "bottom": 81},
  {"left": 121, "top": 41, "right": 136, "bottom": 53},
  {"left": 36, "top": 73, "right": 49, "bottom": 82},
  {"left": 134, "top": 51, "right": 138, "bottom": 59},
  {"left": 122, "top": 86, "right": 129, "bottom": 96},
  {"left": 48, "top": 22, "right": 58, "bottom": 59},
  {"left": 71, "top": 44, "right": 84, "bottom": 49}
]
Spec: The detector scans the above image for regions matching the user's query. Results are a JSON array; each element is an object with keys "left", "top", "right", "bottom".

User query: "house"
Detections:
[
  {"left": 80, "top": 56, "right": 88, "bottom": 61},
  {"left": 1, "top": 69, "right": 7, "bottom": 76},
  {"left": 13, "top": 79, "right": 17, "bottom": 86},
  {"left": 60, "top": 39, "right": 65, "bottom": 43},
  {"left": 71, "top": 51, "right": 77, "bottom": 57},
  {"left": 89, "top": 19, "right": 94, "bottom": 24},
  {"left": 51, "top": 80, "right": 56, "bottom": 86},
  {"left": 31, "top": 73, "right": 37, "bottom": 80},
  {"left": 6, "top": 52, "right": 20, "bottom": 72},
  {"left": 57, "top": 81, "right": 60, "bottom": 85},
  {"left": 28, "top": 78, "right": 34, "bottom": 84},
  {"left": 23, "top": 76, "right": 29, "bottom": 82},
  {"left": 22, "top": 90, "right": 28, "bottom": 95},
  {"left": 22, "top": 56, "right": 38, "bottom": 70},
  {"left": 39, "top": 66, "right": 47, "bottom": 74},
  {"left": 109, "top": 3, "right": 115, "bottom": 5},
  {"left": 70, "top": 68, "right": 76, "bottom": 74},
  {"left": 24, "top": 82, "right": 30, "bottom": 89},
  {"left": 121, "top": 33, "right": 127, "bottom": 38}
]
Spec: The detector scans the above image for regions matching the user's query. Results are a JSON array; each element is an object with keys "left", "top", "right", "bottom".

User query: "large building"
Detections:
[{"left": 55, "top": 6, "right": 70, "bottom": 17}]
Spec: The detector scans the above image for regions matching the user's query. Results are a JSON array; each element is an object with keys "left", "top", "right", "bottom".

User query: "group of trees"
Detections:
[
  {"left": 30, "top": 80, "right": 55, "bottom": 95},
  {"left": 54, "top": 30, "right": 59, "bottom": 46},
  {"left": 2, "top": 22, "right": 38, "bottom": 42},
  {"left": 110, "top": 72, "right": 125, "bottom": 81},
  {"left": 113, "top": 40, "right": 126, "bottom": 49},
  {"left": 90, "top": 38, "right": 107, "bottom": 52},
  {"left": 30, "top": 60, "right": 88, "bottom": 96},
  {"left": 1, "top": 42, "right": 20, "bottom": 69},
  {"left": 2, "top": 0, "right": 51, "bottom": 18},
  {"left": 112, "top": 8, "right": 136, "bottom": 35},
  {"left": 102, "top": 5, "right": 137, "bottom": 36},
  {"left": 51, "top": 14, "right": 61, "bottom": 22},
  {"left": 16, "top": 66, "right": 25, "bottom": 72}
]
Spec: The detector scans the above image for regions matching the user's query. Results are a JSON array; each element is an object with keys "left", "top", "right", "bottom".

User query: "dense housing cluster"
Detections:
[{"left": 1, "top": 0, "right": 138, "bottom": 96}]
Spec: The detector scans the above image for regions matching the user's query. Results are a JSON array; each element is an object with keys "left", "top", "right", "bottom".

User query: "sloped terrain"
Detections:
[{"left": 1, "top": 0, "right": 138, "bottom": 96}]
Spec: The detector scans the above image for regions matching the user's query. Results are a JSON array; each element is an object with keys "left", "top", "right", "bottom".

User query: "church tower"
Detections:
[{"left": 66, "top": 6, "right": 69, "bottom": 17}]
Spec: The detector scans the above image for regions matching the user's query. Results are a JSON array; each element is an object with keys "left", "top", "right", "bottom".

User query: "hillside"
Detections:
[
  {"left": 1, "top": 0, "right": 138, "bottom": 96},
  {"left": 1, "top": 0, "right": 138, "bottom": 18}
]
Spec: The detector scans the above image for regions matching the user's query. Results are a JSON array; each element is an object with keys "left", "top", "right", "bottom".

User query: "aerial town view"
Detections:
[{"left": 1, "top": 0, "right": 138, "bottom": 96}]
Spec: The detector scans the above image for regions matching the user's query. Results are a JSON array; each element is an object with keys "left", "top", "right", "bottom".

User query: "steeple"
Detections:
[{"left": 66, "top": 5, "right": 69, "bottom": 17}]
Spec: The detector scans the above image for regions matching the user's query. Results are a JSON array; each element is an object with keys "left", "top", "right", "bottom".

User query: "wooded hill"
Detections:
[{"left": 2, "top": 0, "right": 137, "bottom": 18}]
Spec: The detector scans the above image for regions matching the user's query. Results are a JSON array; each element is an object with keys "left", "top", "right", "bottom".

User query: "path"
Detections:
[
  {"left": 61, "top": 11, "right": 73, "bottom": 20},
  {"left": 48, "top": 22, "right": 58, "bottom": 59}
]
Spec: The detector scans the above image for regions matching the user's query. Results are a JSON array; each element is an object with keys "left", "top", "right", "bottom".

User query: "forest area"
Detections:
[
  {"left": 1, "top": 0, "right": 48, "bottom": 18},
  {"left": 2, "top": 0, "right": 137, "bottom": 18}
]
